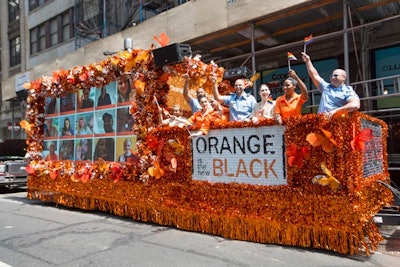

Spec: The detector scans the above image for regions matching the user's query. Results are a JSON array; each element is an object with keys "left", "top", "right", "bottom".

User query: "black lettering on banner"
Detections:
[
  {"left": 195, "top": 137, "right": 206, "bottom": 153},
  {"left": 233, "top": 136, "right": 245, "bottom": 154},
  {"left": 208, "top": 136, "right": 219, "bottom": 154},
  {"left": 195, "top": 132, "right": 282, "bottom": 156},
  {"left": 263, "top": 134, "right": 275, "bottom": 154},
  {"left": 247, "top": 135, "right": 260, "bottom": 154},
  {"left": 220, "top": 136, "right": 232, "bottom": 154}
]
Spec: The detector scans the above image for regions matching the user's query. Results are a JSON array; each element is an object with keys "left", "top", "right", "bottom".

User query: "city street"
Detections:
[{"left": 0, "top": 189, "right": 399, "bottom": 267}]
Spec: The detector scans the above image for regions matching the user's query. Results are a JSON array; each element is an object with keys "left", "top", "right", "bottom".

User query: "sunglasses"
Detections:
[{"left": 331, "top": 74, "right": 340, "bottom": 78}]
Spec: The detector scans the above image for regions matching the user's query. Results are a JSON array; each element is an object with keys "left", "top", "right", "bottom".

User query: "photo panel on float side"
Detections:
[
  {"left": 93, "top": 137, "right": 115, "bottom": 162},
  {"left": 60, "top": 92, "right": 76, "bottom": 114},
  {"left": 95, "top": 81, "right": 117, "bottom": 109},
  {"left": 75, "top": 138, "right": 93, "bottom": 161},
  {"left": 116, "top": 107, "right": 134, "bottom": 135},
  {"left": 42, "top": 140, "right": 59, "bottom": 161},
  {"left": 116, "top": 136, "right": 138, "bottom": 163},
  {"left": 44, "top": 117, "right": 59, "bottom": 139},
  {"left": 117, "top": 77, "right": 135, "bottom": 106},
  {"left": 59, "top": 139, "right": 75, "bottom": 160},
  {"left": 75, "top": 112, "right": 94, "bottom": 137},
  {"left": 93, "top": 109, "right": 116, "bottom": 136},
  {"left": 77, "top": 87, "right": 95, "bottom": 112},
  {"left": 59, "top": 114, "right": 76, "bottom": 138},
  {"left": 44, "top": 97, "right": 59, "bottom": 116}
]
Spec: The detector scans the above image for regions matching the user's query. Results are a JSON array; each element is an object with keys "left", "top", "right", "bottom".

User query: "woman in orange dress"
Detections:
[{"left": 275, "top": 69, "right": 308, "bottom": 125}]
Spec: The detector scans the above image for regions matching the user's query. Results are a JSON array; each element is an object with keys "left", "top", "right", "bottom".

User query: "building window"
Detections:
[
  {"left": 10, "top": 36, "right": 21, "bottom": 67},
  {"left": 8, "top": 0, "right": 20, "bottom": 23},
  {"left": 29, "top": 0, "right": 51, "bottom": 11},
  {"left": 62, "top": 11, "right": 72, "bottom": 42},
  {"left": 38, "top": 24, "right": 46, "bottom": 52},
  {"left": 50, "top": 18, "right": 59, "bottom": 46},
  {"left": 30, "top": 28, "right": 38, "bottom": 54},
  {"left": 29, "top": 9, "right": 74, "bottom": 55}
]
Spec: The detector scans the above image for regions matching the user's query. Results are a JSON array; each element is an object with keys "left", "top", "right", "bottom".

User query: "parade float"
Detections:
[{"left": 21, "top": 37, "right": 393, "bottom": 256}]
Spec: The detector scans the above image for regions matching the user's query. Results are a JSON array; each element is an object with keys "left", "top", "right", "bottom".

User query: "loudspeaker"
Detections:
[
  {"left": 223, "top": 66, "right": 252, "bottom": 81},
  {"left": 153, "top": 43, "right": 192, "bottom": 67},
  {"left": 16, "top": 90, "right": 28, "bottom": 102}
]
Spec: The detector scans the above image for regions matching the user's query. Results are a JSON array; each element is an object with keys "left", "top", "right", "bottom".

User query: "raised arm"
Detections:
[
  {"left": 212, "top": 75, "right": 224, "bottom": 104},
  {"left": 182, "top": 73, "right": 192, "bottom": 103},
  {"left": 288, "top": 69, "right": 308, "bottom": 101},
  {"left": 301, "top": 52, "right": 321, "bottom": 89}
]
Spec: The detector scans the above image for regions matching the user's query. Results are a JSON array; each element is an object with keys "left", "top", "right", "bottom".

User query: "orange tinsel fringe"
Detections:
[{"left": 27, "top": 173, "right": 391, "bottom": 256}]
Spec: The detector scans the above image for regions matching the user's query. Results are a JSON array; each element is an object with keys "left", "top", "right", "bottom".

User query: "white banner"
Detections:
[
  {"left": 15, "top": 72, "right": 30, "bottom": 92},
  {"left": 192, "top": 125, "right": 287, "bottom": 186}
]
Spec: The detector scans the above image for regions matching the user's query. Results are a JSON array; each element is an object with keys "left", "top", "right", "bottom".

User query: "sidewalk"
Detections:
[{"left": 377, "top": 223, "right": 400, "bottom": 257}]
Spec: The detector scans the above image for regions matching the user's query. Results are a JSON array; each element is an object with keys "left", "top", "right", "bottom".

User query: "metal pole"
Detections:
[
  {"left": 103, "top": 0, "right": 106, "bottom": 37},
  {"left": 250, "top": 23, "right": 257, "bottom": 97},
  {"left": 11, "top": 100, "right": 15, "bottom": 139},
  {"left": 140, "top": 0, "right": 143, "bottom": 23},
  {"left": 343, "top": 0, "right": 349, "bottom": 84}
]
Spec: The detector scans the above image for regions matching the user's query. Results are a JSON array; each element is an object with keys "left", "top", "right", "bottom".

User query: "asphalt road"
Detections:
[{"left": 0, "top": 189, "right": 399, "bottom": 267}]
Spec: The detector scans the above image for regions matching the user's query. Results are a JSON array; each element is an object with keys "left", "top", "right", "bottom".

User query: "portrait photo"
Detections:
[
  {"left": 117, "top": 77, "right": 135, "bottom": 106},
  {"left": 59, "top": 140, "right": 75, "bottom": 160},
  {"left": 94, "top": 110, "right": 115, "bottom": 136},
  {"left": 60, "top": 92, "right": 76, "bottom": 114},
  {"left": 59, "top": 115, "right": 76, "bottom": 137},
  {"left": 116, "top": 107, "right": 134, "bottom": 134},
  {"left": 77, "top": 88, "right": 95, "bottom": 112},
  {"left": 42, "top": 140, "right": 59, "bottom": 161},
  {"left": 76, "top": 112, "right": 94, "bottom": 137},
  {"left": 44, "top": 97, "right": 59, "bottom": 115},
  {"left": 116, "top": 137, "right": 138, "bottom": 163},
  {"left": 75, "top": 138, "right": 93, "bottom": 161},
  {"left": 44, "top": 117, "right": 59, "bottom": 138},
  {"left": 96, "top": 82, "right": 117, "bottom": 109},
  {"left": 93, "top": 137, "right": 115, "bottom": 161}
]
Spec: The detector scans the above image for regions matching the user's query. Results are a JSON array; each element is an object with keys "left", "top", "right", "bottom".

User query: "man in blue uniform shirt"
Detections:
[
  {"left": 302, "top": 52, "right": 360, "bottom": 118},
  {"left": 213, "top": 78, "right": 256, "bottom": 122}
]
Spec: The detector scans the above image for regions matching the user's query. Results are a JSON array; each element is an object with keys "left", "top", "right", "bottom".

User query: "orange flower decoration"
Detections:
[
  {"left": 50, "top": 170, "right": 58, "bottom": 180},
  {"left": 133, "top": 80, "right": 146, "bottom": 96},
  {"left": 19, "top": 120, "right": 33, "bottom": 133},
  {"left": 286, "top": 143, "right": 310, "bottom": 168},
  {"left": 79, "top": 72, "right": 88, "bottom": 81},
  {"left": 351, "top": 125, "right": 373, "bottom": 152},
  {"left": 25, "top": 164, "right": 36, "bottom": 176},
  {"left": 146, "top": 135, "right": 159, "bottom": 150},
  {"left": 110, "top": 163, "right": 123, "bottom": 183},
  {"left": 306, "top": 128, "right": 337, "bottom": 153},
  {"left": 148, "top": 160, "right": 164, "bottom": 179},
  {"left": 77, "top": 164, "right": 93, "bottom": 183}
]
